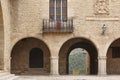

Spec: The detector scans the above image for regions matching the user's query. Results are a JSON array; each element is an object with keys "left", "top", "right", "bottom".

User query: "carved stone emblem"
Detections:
[{"left": 94, "top": 0, "right": 109, "bottom": 15}]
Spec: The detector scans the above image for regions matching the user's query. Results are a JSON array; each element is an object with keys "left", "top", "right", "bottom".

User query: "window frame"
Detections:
[{"left": 112, "top": 47, "right": 120, "bottom": 58}]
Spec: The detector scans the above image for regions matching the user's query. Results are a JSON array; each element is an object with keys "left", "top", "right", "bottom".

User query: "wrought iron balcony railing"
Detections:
[{"left": 43, "top": 19, "right": 73, "bottom": 33}]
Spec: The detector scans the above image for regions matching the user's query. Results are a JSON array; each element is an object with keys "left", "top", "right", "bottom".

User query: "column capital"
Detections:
[
  {"left": 50, "top": 57, "right": 59, "bottom": 59},
  {"left": 98, "top": 56, "right": 107, "bottom": 60}
]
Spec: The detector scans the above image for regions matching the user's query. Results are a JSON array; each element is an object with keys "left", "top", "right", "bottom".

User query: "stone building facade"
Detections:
[{"left": 0, "top": 0, "right": 120, "bottom": 76}]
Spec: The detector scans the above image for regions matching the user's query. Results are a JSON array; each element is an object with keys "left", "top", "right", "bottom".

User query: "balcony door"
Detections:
[{"left": 49, "top": 0, "right": 67, "bottom": 21}]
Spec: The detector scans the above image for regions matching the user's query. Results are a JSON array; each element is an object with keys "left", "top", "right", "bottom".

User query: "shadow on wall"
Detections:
[
  {"left": 107, "top": 38, "right": 120, "bottom": 75},
  {"left": 0, "top": 1, "right": 4, "bottom": 70},
  {"left": 11, "top": 37, "right": 50, "bottom": 75}
]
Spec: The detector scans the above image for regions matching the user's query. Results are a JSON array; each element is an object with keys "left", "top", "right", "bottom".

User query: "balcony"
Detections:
[{"left": 43, "top": 19, "right": 73, "bottom": 33}]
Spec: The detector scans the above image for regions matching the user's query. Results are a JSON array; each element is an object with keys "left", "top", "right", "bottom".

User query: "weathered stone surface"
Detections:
[{"left": 0, "top": 0, "right": 119, "bottom": 77}]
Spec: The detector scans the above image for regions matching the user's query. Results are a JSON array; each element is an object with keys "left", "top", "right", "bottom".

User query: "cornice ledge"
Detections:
[{"left": 86, "top": 16, "right": 119, "bottom": 21}]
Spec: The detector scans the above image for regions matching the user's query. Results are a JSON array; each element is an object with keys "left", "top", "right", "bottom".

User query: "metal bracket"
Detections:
[{"left": 101, "top": 24, "right": 107, "bottom": 35}]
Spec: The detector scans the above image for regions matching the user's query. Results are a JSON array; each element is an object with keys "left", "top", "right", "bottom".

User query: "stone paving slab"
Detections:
[{"left": 14, "top": 75, "right": 120, "bottom": 80}]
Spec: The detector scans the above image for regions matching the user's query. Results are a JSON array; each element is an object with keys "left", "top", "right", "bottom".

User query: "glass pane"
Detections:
[
  {"left": 56, "top": 16, "right": 61, "bottom": 21},
  {"left": 62, "top": 16, "right": 67, "bottom": 21},
  {"left": 50, "top": 15, "right": 54, "bottom": 20},
  {"left": 62, "top": 0, "right": 67, "bottom": 7},
  {"left": 50, "top": 0, "right": 54, "bottom": 7},
  {"left": 62, "top": 7, "right": 67, "bottom": 14},
  {"left": 56, "top": 8, "right": 61, "bottom": 14},
  {"left": 50, "top": 7, "right": 54, "bottom": 15},
  {"left": 56, "top": 0, "right": 61, "bottom": 7}
]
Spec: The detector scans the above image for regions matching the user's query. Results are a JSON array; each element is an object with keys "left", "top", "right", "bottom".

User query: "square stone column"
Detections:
[
  {"left": 1, "top": 0, "right": 11, "bottom": 73},
  {"left": 4, "top": 56, "right": 11, "bottom": 72},
  {"left": 98, "top": 56, "right": 107, "bottom": 76},
  {"left": 50, "top": 57, "right": 59, "bottom": 75}
]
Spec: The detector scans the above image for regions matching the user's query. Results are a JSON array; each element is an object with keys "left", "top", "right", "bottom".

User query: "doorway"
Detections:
[
  {"left": 29, "top": 48, "right": 43, "bottom": 68},
  {"left": 68, "top": 48, "right": 90, "bottom": 75},
  {"left": 59, "top": 38, "right": 98, "bottom": 75}
]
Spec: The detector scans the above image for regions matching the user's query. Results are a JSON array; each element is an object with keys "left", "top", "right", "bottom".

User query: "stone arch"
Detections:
[
  {"left": 59, "top": 37, "right": 98, "bottom": 75},
  {"left": 11, "top": 37, "right": 51, "bottom": 75},
  {"left": 107, "top": 38, "right": 120, "bottom": 74},
  {"left": 0, "top": 1, "right": 4, "bottom": 70}
]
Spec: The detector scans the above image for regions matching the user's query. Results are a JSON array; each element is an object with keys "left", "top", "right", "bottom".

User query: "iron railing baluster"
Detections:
[{"left": 43, "top": 19, "right": 73, "bottom": 33}]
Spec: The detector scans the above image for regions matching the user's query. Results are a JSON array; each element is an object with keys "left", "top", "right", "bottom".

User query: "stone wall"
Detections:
[
  {"left": 0, "top": 0, "right": 120, "bottom": 75},
  {"left": 9, "top": 0, "right": 120, "bottom": 57}
]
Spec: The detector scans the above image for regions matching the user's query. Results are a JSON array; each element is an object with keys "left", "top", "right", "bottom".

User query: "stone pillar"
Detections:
[
  {"left": 50, "top": 57, "right": 59, "bottom": 75},
  {"left": 1, "top": 0, "right": 11, "bottom": 72},
  {"left": 98, "top": 56, "right": 107, "bottom": 76}
]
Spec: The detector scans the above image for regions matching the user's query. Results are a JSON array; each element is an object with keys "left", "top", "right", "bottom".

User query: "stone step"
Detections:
[
  {"left": 0, "top": 72, "right": 19, "bottom": 80},
  {"left": 12, "top": 75, "right": 120, "bottom": 80},
  {"left": 21, "top": 71, "right": 49, "bottom": 75},
  {"left": 20, "top": 68, "right": 49, "bottom": 75},
  {"left": 0, "top": 74, "right": 14, "bottom": 80},
  {"left": 0, "top": 72, "right": 10, "bottom": 76},
  {"left": 0, "top": 73, "right": 18, "bottom": 80},
  {"left": 5, "top": 76, "right": 19, "bottom": 80}
]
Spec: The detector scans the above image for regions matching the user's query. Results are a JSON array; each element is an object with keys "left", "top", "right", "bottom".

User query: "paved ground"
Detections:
[
  {"left": 14, "top": 75, "right": 120, "bottom": 80},
  {"left": 0, "top": 71, "right": 120, "bottom": 80}
]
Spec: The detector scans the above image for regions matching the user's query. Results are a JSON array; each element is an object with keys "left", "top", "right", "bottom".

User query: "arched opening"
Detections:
[
  {"left": 29, "top": 48, "right": 43, "bottom": 68},
  {"left": 107, "top": 38, "right": 120, "bottom": 75},
  {"left": 0, "top": 2, "right": 4, "bottom": 70},
  {"left": 59, "top": 38, "right": 98, "bottom": 75},
  {"left": 68, "top": 48, "right": 90, "bottom": 75},
  {"left": 11, "top": 38, "right": 50, "bottom": 75}
]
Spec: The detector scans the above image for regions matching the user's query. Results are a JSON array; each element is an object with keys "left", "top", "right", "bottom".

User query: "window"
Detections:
[
  {"left": 49, "top": 0, "right": 67, "bottom": 21},
  {"left": 112, "top": 47, "right": 120, "bottom": 58}
]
